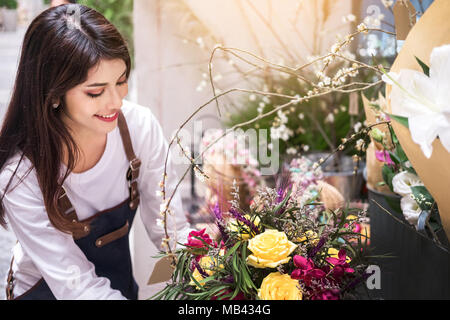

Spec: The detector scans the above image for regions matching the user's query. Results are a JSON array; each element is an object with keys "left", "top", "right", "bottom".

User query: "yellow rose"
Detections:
[
  {"left": 247, "top": 229, "right": 297, "bottom": 268},
  {"left": 296, "top": 230, "right": 319, "bottom": 245},
  {"left": 189, "top": 256, "right": 222, "bottom": 288},
  {"left": 346, "top": 215, "right": 358, "bottom": 221},
  {"left": 190, "top": 268, "right": 206, "bottom": 288},
  {"left": 228, "top": 215, "right": 261, "bottom": 240},
  {"left": 258, "top": 272, "right": 303, "bottom": 300}
]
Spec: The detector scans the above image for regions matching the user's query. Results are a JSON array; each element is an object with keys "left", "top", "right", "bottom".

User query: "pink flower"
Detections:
[
  {"left": 185, "top": 228, "right": 214, "bottom": 250},
  {"left": 375, "top": 150, "right": 394, "bottom": 166}
]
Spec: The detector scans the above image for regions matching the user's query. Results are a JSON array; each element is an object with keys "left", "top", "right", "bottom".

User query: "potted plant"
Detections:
[{"left": 0, "top": 0, "right": 18, "bottom": 32}]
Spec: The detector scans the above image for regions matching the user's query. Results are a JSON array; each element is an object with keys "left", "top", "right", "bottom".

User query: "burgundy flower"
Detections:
[
  {"left": 326, "top": 249, "right": 355, "bottom": 278},
  {"left": 310, "top": 289, "right": 340, "bottom": 300},
  {"left": 291, "top": 255, "right": 326, "bottom": 285}
]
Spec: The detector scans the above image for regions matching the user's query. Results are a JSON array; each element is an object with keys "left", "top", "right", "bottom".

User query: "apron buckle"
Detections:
[{"left": 129, "top": 158, "right": 141, "bottom": 171}]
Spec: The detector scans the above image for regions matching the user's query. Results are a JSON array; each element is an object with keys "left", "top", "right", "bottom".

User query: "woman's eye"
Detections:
[
  {"left": 87, "top": 90, "right": 104, "bottom": 98},
  {"left": 117, "top": 80, "right": 128, "bottom": 86}
]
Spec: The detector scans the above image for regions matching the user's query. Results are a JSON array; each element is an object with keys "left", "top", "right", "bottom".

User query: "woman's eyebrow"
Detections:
[{"left": 86, "top": 70, "right": 127, "bottom": 87}]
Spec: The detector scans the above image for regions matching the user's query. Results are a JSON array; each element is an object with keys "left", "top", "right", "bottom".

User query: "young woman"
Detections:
[{"left": 0, "top": 4, "right": 191, "bottom": 300}]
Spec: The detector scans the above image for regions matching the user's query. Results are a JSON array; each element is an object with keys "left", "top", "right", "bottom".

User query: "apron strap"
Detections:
[
  {"left": 118, "top": 110, "right": 141, "bottom": 210},
  {"left": 6, "top": 255, "right": 14, "bottom": 300}
]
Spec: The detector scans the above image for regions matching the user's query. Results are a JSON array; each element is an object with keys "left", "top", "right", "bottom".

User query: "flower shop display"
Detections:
[
  {"left": 147, "top": 0, "right": 450, "bottom": 301},
  {"left": 152, "top": 157, "right": 371, "bottom": 300}
]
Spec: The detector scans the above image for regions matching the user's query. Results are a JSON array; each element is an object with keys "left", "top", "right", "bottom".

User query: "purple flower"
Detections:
[
  {"left": 215, "top": 221, "right": 230, "bottom": 246},
  {"left": 212, "top": 202, "right": 223, "bottom": 221},
  {"left": 308, "top": 236, "right": 327, "bottom": 258},
  {"left": 229, "top": 208, "right": 259, "bottom": 234},
  {"left": 192, "top": 259, "right": 210, "bottom": 278}
]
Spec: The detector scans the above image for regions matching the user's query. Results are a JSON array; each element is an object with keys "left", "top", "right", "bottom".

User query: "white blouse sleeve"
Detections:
[
  {"left": 2, "top": 166, "right": 127, "bottom": 300},
  {"left": 136, "top": 108, "right": 192, "bottom": 251}
]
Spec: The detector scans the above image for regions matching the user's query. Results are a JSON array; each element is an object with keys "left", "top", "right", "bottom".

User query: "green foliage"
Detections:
[
  {"left": 0, "top": 0, "right": 18, "bottom": 9},
  {"left": 415, "top": 56, "right": 430, "bottom": 77},
  {"left": 387, "top": 113, "right": 409, "bottom": 129},
  {"left": 411, "top": 186, "right": 434, "bottom": 211},
  {"left": 381, "top": 164, "right": 396, "bottom": 192}
]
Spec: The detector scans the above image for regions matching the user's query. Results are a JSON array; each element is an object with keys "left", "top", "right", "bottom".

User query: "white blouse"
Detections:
[{"left": 0, "top": 100, "right": 192, "bottom": 300}]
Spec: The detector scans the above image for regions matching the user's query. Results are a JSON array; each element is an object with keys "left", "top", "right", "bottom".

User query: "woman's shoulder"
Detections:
[
  {"left": 120, "top": 100, "right": 166, "bottom": 155},
  {"left": 121, "top": 99, "right": 159, "bottom": 128},
  {"left": 0, "top": 152, "right": 41, "bottom": 200}
]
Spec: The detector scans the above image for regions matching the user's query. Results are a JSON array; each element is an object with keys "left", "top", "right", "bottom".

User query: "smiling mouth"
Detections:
[
  {"left": 95, "top": 113, "right": 117, "bottom": 119},
  {"left": 94, "top": 112, "right": 119, "bottom": 121}
]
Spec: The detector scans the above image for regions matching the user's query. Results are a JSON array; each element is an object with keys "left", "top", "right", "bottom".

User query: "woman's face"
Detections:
[{"left": 62, "top": 59, "right": 128, "bottom": 140}]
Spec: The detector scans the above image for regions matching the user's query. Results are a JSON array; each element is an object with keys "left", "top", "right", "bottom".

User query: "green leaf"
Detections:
[
  {"left": 388, "top": 151, "right": 401, "bottom": 165},
  {"left": 395, "top": 142, "right": 408, "bottom": 163},
  {"left": 223, "top": 241, "right": 241, "bottom": 260},
  {"left": 273, "top": 190, "right": 292, "bottom": 214},
  {"left": 387, "top": 113, "right": 409, "bottom": 128},
  {"left": 411, "top": 186, "right": 434, "bottom": 210},
  {"left": 382, "top": 165, "right": 396, "bottom": 192},
  {"left": 415, "top": 56, "right": 430, "bottom": 77}
]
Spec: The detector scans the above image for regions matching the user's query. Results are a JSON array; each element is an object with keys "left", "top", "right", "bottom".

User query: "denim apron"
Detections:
[{"left": 6, "top": 110, "right": 142, "bottom": 300}]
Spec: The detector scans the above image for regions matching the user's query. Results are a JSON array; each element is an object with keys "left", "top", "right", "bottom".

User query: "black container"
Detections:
[{"left": 368, "top": 188, "right": 450, "bottom": 299}]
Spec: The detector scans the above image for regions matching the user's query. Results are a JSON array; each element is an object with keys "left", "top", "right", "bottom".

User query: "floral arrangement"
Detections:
[
  {"left": 152, "top": 157, "right": 370, "bottom": 300},
  {"left": 371, "top": 116, "right": 447, "bottom": 246},
  {"left": 376, "top": 45, "right": 449, "bottom": 242},
  {"left": 372, "top": 124, "right": 439, "bottom": 230}
]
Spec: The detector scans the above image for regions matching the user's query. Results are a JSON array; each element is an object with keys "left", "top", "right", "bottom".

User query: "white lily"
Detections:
[{"left": 382, "top": 44, "right": 450, "bottom": 158}]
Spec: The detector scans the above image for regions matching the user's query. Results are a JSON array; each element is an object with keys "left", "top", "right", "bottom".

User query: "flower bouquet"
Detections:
[
  {"left": 152, "top": 157, "right": 370, "bottom": 300},
  {"left": 378, "top": 44, "right": 450, "bottom": 244}
]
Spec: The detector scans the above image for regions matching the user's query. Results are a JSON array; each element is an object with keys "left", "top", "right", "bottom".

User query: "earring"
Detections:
[{"left": 53, "top": 103, "right": 60, "bottom": 109}]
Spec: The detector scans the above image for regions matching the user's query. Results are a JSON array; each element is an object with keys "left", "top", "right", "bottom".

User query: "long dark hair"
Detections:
[{"left": 0, "top": 4, "right": 131, "bottom": 234}]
